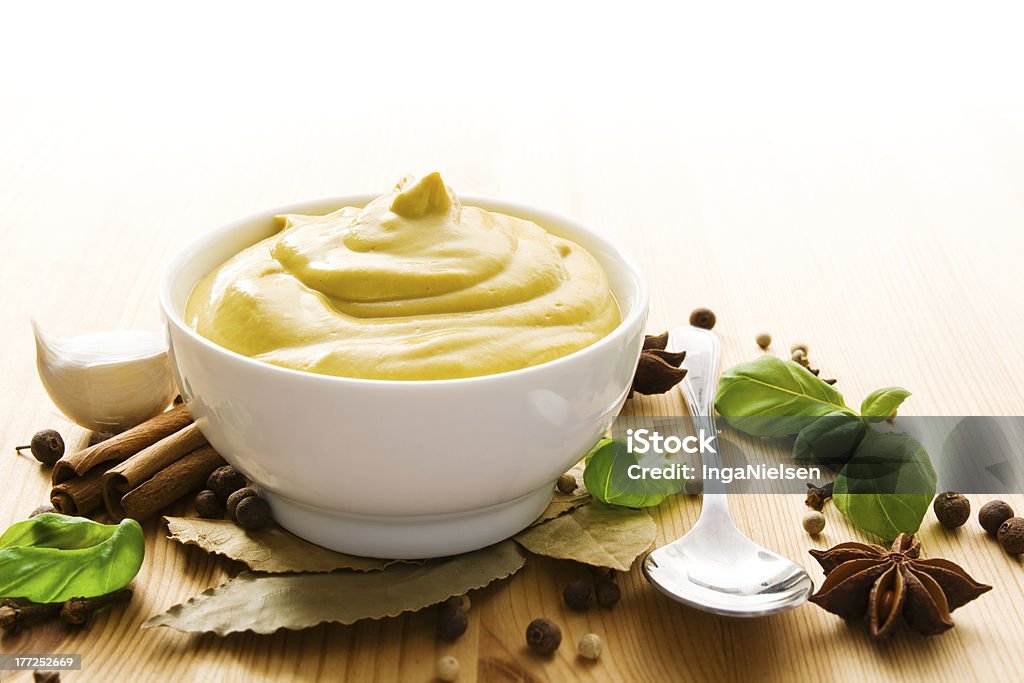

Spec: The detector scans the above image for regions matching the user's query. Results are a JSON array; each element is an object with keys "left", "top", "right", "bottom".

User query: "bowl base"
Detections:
[{"left": 263, "top": 485, "right": 554, "bottom": 559}]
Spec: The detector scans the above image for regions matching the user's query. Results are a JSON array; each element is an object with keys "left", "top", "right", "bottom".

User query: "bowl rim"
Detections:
[{"left": 159, "top": 193, "right": 649, "bottom": 387}]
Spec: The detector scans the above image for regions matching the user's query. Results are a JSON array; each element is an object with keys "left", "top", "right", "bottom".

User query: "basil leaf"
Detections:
[
  {"left": 0, "top": 513, "right": 145, "bottom": 603},
  {"left": 860, "top": 386, "right": 912, "bottom": 423},
  {"left": 583, "top": 438, "right": 679, "bottom": 508},
  {"left": 792, "top": 410, "right": 867, "bottom": 468},
  {"left": 715, "top": 355, "right": 851, "bottom": 436},
  {"left": 833, "top": 431, "right": 936, "bottom": 542}
]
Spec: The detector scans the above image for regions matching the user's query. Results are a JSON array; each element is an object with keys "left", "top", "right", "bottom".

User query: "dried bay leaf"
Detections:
[
  {"left": 145, "top": 540, "right": 526, "bottom": 635},
  {"left": 532, "top": 490, "right": 591, "bottom": 525},
  {"left": 515, "top": 502, "right": 656, "bottom": 571},
  {"left": 164, "top": 517, "right": 396, "bottom": 573}
]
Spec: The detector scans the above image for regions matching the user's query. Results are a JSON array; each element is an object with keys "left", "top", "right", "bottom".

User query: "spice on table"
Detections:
[
  {"left": 563, "top": 580, "right": 595, "bottom": 611},
  {"left": 689, "top": 307, "right": 716, "bottom": 330},
  {"left": 194, "top": 490, "right": 224, "bottom": 519},
  {"left": 87, "top": 431, "right": 115, "bottom": 447},
  {"left": 802, "top": 511, "right": 826, "bottom": 535},
  {"left": 235, "top": 495, "right": 273, "bottom": 531},
  {"left": 29, "top": 504, "right": 56, "bottom": 518},
  {"left": 15, "top": 429, "right": 65, "bottom": 466},
  {"left": 997, "top": 517, "right": 1024, "bottom": 555},
  {"left": 227, "top": 487, "right": 258, "bottom": 520},
  {"left": 444, "top": 594, "right": 471, "bottom": 612},
  {"left": 207, "top": 465, "right": 247, "bottom": 501},
  {"left": 808, "top": 534, "right": 991, "bottom": 639},
  {"left": 595, "top": 579, "right": 621, "bottom": 608},
  {"left": 436, "top": 655, "right": 460, "bottom": 682},
  {"left": 790, "top": 349, "right": 807, "bottom": 364},
  {"left": 790, "top": 343, "right": 808, "bottom": 355},
  {"left": 805, "top": 482, "right": 834, "bottom": 511},
  {"left": 630, "top": 332, "right": 687, "bottom": 396},
  {"left": 933, "top": 492, "right": 971, "bottom": 528},
  {"left": 526, "top": 618, "right": 562, "bottom": 655},
  {"left": 61, "top": 589, "right": 133, "bottom": 626},
  {"left": 578, "top": 633, "right": 603, "bottom": 660},
  {"left": 0, "top": 599, "right": 63, "bottom": 635},
  {"left": 556, "top": 474, "right": 577, "bottom": 495},
  {"left": 979, "top": 500, "right": 1014, "bottom": 535},
  {"left": 437, "top": 599, "right": 468, "bottom": 641},
  {"left": 33, "top": 671, "right": 60, "bottom": 683},
  {"left": 755, "top": 333, "right": 772, "bottom": 349}
]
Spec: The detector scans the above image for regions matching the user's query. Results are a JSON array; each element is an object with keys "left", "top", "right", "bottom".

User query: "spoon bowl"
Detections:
[{"left": 641, "top": 326, "right": 814, "bottom": 617}]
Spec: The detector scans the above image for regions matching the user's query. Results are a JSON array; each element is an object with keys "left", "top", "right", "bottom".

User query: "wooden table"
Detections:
[{"left": 3, "top": 83, "right": 1024, "bottom": 681}]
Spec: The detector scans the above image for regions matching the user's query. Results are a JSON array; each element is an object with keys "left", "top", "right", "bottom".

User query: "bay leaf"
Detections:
[
  {"left": 145, "top": 540, "right": 526, "bottom": 635},
  {"left": 514, "top": 502, "right": 656, "bottom": 571},
  {"left": 164, "top": 517, "right": 396, "bottom": 573}
]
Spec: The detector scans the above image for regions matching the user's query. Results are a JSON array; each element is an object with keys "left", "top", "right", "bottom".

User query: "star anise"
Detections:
[
  {"left": 629, "top": 332, "right": 687, "bottom": 397},
  {"left": 808, "top": 534, "right": 991, "bottom": 639}
]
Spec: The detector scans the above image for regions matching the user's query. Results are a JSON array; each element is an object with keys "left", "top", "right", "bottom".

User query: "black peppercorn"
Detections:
[
  {"left": 16, "top": 429, "right": 64, "bottom": 466},
  {"left": 194, "top": 489, "right": 225, "bottom": 519},
  {"left": 29, "top": 505, "right": 55, "bottom": 518},
  {"left": 226, "top": 487, "right": 258, "bottom": 520},
  {"left": 207, "top": 466, "right": 247, "bottom": 501},
  {"left": 562, "top": 580, "right": 595, "bottom": 611},
  {"left": 933, "top": 492, "right": 970, "bottom": 528},
  {"left": 87, "top": 431, "right": 115, "bottom": 447},
  {"left": 689, "top": 307, "right": 716, "bottom": 330},
  {"left": 979, "top": 500, "right": 1014, "bottom": 535},
  {"left": 556, "top": 474, "right": 577, "bottom": 495},
  {"left": 235, "top": 495, "right": 273, "bottom": 530},
  {"left": 997, "top": 517, "right": 1024, "bottom": 556},
  {"left": 436, "top": 601, "right": 468, "bottom": 641},
  {"left": 595, "top": 580, "right": 621, "bottom": 608},
  {"left": 525, "top": 618, "right": 561, "bottom": 655}
]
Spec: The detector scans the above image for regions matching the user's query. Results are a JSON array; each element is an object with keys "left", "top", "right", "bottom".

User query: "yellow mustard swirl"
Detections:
[{"left": 185, "top": 173, "right": 621, "bottom": 380}]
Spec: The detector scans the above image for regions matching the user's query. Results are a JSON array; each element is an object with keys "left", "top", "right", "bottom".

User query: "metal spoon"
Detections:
[{"left": 641, "top": 326, "right": 814, "bottom": 616}]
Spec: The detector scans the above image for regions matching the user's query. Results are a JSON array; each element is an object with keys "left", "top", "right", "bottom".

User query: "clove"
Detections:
[
  {"left": 805, "top": 481, "right": 835, "bottom": 511},
  {"left": 61, "top": 589, "right": 133, "bottom": 626},
  {"left": 0, "top": 589, "right": 132, "bottom": 635}
]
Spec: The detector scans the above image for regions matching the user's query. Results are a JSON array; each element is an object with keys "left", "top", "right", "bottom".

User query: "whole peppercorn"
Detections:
[
  {"left": 436, "top": 655, "right": 460, "bottom": 682},
  {"left": 802, "top": 511, "right": 826, "bottom": 535},
  {"left": 437, "top": 601, "right": 468, "bottom": 641},
  {"left": 234, "top": 495, "right": 273, "bottom": 530},
  {"left": 933, "top": 492, "right": 971, "bottom": 528},
  {"left": 88, "top": 431, "right": 115, "bottom": 447},
  {"left": 578, "top": 633, "right": 603, "bottom": 661},
  {"left": 997, "top": 517, "right": 1024, "bottom": 556},
  {"left": 444, "top": 594, "right": 471, "bottom": 612},
  {"left": 207, "top": 466, "right": 247, "bottom": 501},
  {"left": 683, "top": 477, "right": 703, "bottom": 495},
  {"left": 16, "top": 429, "right": 65, "bottom": 466},
  {"left": 226, "top": 487, "right": 258, "bottom": 520},
  {"left": 562, "top": 580, "right": 595, "bottom": 611},
  {"left": 689, "top": 307, "right": 716, "bottom": 330},
  {"left": 525, "top": 618, "right": 561, "bottom": 655},
  {"left": 556, "top": 474, "right": 577, "bottom": 495},
  {"left": 979, "top": 500, "right": 1015, "bottom": 535},
  {"left": 755, "top": 333, "right": 772, "bottom": 349},
  {"left": 194, "top": 489, "right": 225, "bottom": 519},
  {"left": 595, "top": 579, "right": 621, "bottom": 608},
  {"left": 29, "top": 505, "right": 56, "bottom": 518}
]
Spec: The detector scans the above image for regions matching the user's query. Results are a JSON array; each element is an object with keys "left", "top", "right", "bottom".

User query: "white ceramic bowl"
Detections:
[{"left": 160, "top": 195, "right": 648, "bottom": 558}]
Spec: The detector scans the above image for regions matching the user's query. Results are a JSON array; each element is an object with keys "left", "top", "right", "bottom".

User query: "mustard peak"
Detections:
[{"left": 389, "top": 172, "right": 452, "bottom": 218}]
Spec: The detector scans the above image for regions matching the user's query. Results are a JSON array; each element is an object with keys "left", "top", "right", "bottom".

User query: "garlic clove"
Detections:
[{"left": 32, "top": 320, "right": 179, "bottom": 432}]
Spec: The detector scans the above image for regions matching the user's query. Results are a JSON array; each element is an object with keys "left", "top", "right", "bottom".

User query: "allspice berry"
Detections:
[
  {"left": 525, "top": 618, "right": 561, "bottom": 655},
  {"left": 436, "top": 655, "right": 460, "bottom": 682},
  {"left": 16, "top": 429, "right": 64, "bottom": 466},
  {"left": 437, "top": 601, "right": 468, "bottom": 641},
  {"left": 979, "top": 500, "right": 1015, "bottom": 535},
  {"left": 689, "top": 307, "right": 717, "bottom": 330},
  {"left": 933, "top": 492, "right": 971, "bottom": 528},
  {"left": 595, "top": 580, "right": 621, "bottom": 608},
  {"left": 755, "top": 333, "right": 772, "bottom": 349},
  {"left": 802, "top": 511, "right": 826, "bottom": 535},
  {"left": 562, "top": 580, "right": 595, "bottom": 611},
  {"left": 194, "top": 489, "right": 224, "bottom": 518},
  {"left": 578, "top": 633, "right": 603, "bottom": 661},
  {"left": 207, "top": 465, "right": 247, "bottom": 501},
  {"left": 997, "top": 517, "right": 1024, "bottom": 556},
  {"left": 556, "top": 474, "right": 577, "bottom": 495},
  {"left": 226, "top": 487, "right": 258, "bottom": 520},
  {"left": 235, "top": 495, "right": 272, "bottom": 530}
]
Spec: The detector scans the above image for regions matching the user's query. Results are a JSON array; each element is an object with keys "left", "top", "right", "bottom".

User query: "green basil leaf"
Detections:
[
  {"left": 833, "top": 431, "right": 936, "bottom": 542},
  {"left": 792, "top": 410, "right": 867, "bottom": 468},
  {"left": 860, "top": 386, "right": 912, "bottom": 423},
  {"left": 583, "top": 438, "right": 679, "bottom": 508},
  {"left": 714, "top": 355, "right": 851, "bottom": 436},
  {"left": 0, "top": 513, "right": 145, "bottom": 603}
]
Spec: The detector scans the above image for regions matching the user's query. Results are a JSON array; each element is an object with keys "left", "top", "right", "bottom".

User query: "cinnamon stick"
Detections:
[
  {"left": 113, "top": 445, "right": 226, "bottom": 521},
  {"left": 51, "top": 465, "right": 113, "bottom": 516},
  {"left": 52, "top": 404, "right": 192, "bottom": 484},
  {"left": 102, "top": 423, "right": 208, "bottom": 517}
]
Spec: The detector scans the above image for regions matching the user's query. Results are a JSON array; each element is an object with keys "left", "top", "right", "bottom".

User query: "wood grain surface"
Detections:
[{"left": 2, "top": 83, "right": 1024, "bottom": 682}]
